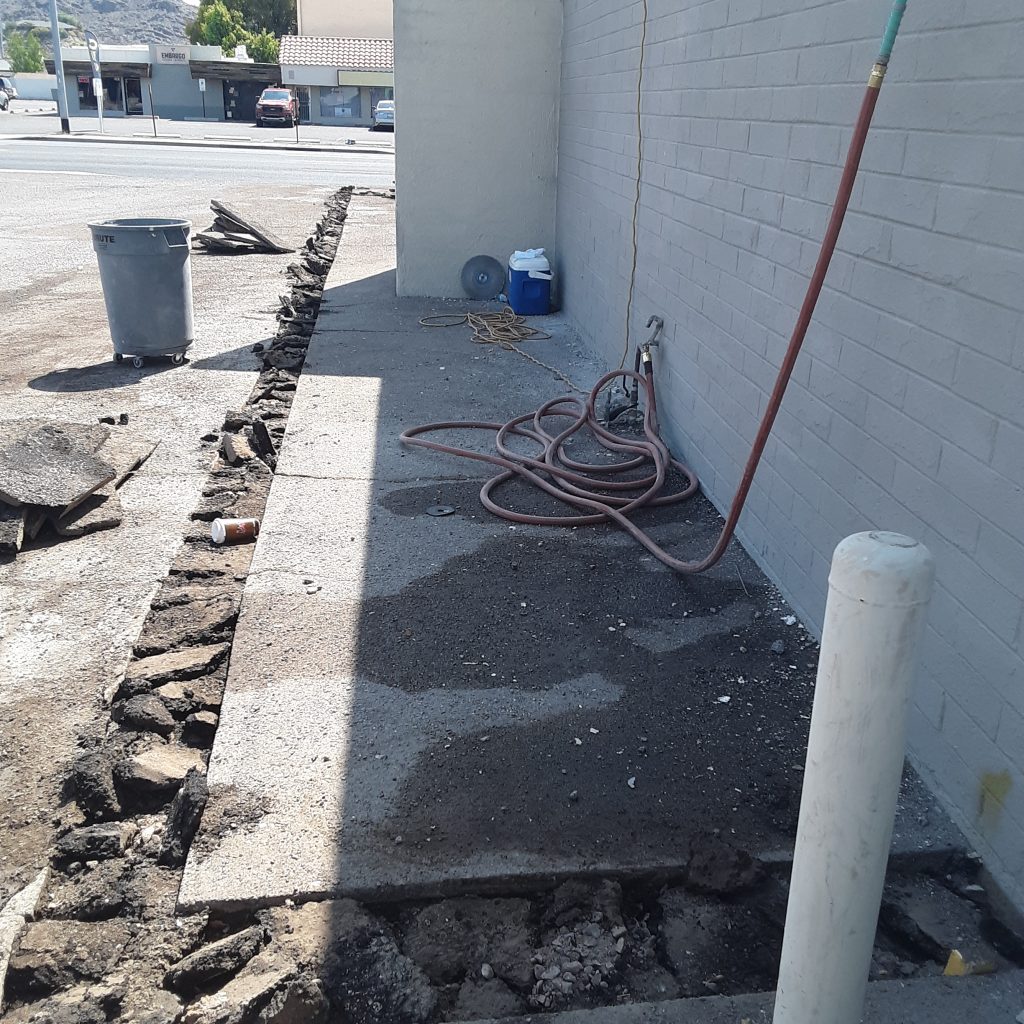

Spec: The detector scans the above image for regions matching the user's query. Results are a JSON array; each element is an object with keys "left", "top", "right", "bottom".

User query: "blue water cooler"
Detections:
[{"left": 507, "top": 249, "right": 553, "bottom": 315}]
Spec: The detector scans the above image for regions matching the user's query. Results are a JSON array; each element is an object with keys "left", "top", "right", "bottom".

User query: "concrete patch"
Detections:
[{"left": 182, "top": 198, "right": 965, "bottom": 912}]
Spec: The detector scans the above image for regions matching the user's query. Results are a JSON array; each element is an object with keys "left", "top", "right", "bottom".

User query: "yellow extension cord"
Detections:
[{"left": 419, "top": 308, "right": 584, "bottom": 394}]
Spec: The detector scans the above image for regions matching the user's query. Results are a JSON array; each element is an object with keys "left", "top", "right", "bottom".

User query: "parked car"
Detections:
[
  {"left": 0, "top": 90, "right": 8, "bottom": 112},
  {"left": 0, "top": 76, "right": 17, "bottom": 101},
  {"left": 373, "top": 99, "right": 395, "bottom": 130},
  {"left": 255, "top": 87, "right": 298, "bottom": 127}
]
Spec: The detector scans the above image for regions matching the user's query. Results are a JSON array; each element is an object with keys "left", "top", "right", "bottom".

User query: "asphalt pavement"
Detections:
[
  {"left": 0, "top": 138, "right": 394, "bottom": 188},
  {"left": 0, "top": 161, "right": 340, "bottom": 905},
  {"left": 0, "top": 103, "right": 395, "bottom": 150}
]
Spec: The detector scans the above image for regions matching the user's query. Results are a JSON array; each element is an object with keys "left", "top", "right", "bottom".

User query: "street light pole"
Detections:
[{"left": 48, "top": 0, "right": 71, "bottom": 134}]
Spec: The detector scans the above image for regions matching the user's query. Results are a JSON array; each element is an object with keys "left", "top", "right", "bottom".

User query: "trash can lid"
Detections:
[{"left": 88, "top": 218, "right": 191, "bottom": 231}]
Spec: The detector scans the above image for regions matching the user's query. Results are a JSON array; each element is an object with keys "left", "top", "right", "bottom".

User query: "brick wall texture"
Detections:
[{"left": 556, "top": 0, "right": 1024, "bottom": 905}]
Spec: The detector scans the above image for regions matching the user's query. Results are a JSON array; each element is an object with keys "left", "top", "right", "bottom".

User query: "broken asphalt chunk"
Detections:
[
  {"left": 53, "top": 822, "right": 135, "bottom": 866},
  {"left": 164, "top": 925, "right": 266, "bottom": 993},
  {"left": 160, "top": 768, "right": 209, "bottom": 868},
  {"left": 0, "top": 422, "right": 113, "bottom": 509},
  {"left": 124, "top": 643, "right": 231, "bottom": 689}
]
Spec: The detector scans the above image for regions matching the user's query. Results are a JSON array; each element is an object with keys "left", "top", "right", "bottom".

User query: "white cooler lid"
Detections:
[{"left": 509, "top": 248, "right": 550, "bottom": 272}]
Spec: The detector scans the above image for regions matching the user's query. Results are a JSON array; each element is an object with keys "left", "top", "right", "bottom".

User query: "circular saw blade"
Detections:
[{"left": 461, "top": 255, "right": 505, "bottom": 300}]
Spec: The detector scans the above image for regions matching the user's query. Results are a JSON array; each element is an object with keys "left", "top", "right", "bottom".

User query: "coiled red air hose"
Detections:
[{"left": 401, "top": 4, "right": 905, "bottom": 574}]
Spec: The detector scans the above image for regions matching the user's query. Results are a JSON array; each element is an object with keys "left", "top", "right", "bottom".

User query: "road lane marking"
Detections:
[{"left": 0, "top": 167, "right": 111, "bottom": 177}]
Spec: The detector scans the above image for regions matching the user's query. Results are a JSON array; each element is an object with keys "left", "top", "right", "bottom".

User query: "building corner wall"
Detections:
[
  {"left": 555, "top": 0, "right": 1024, "bottom": 909},
  {"left": 298, "top": 0, "right": 394, "bottom": 39},
  {"left": 394, "top": 0, "right": 561, "bottom": 298}
]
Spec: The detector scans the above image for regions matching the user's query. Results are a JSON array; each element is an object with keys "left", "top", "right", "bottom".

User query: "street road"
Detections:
[
  {"left": 0, "top": 143, "right": 353, "bottom": 905},
  {"left": 0, "top": 137, "right": 395, "bottom": 187}
]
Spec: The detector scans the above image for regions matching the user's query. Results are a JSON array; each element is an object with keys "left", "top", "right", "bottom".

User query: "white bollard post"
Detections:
[{"left": 773, "top": 531, "right": 934, "bottom": 1024}]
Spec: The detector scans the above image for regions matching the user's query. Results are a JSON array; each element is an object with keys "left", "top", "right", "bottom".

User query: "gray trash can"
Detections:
[{"left": 89, "top": 218, "right": 194, "bottom": 367}]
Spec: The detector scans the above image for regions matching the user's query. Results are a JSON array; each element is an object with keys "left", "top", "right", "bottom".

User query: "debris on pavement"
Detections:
[
  {"left": 352, "top": 186, "right": 396, "bottom": 199},
  {"left": 0, "top": 189, "right": 354, "bottom": 1023},
  {"left": 210, "top": 517, "right": 261, "bottom": 545},
  {"left": 0, "top": 420, "right": 157, "bottom": 558},
  {"left": 193, "top": 199, "right": 295, "bottom": 255}
]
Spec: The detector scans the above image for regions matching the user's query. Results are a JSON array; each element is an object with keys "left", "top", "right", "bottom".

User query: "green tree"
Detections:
[
  {"left": 246, "top": 29, "right": 279, "bottom": 64},
  {"left": 236, "top": 0, "right": 295, "bottom": 37},
  {"left": 6, "top": 31, "right": 45, "bottom": 73},
  {"left": 188, "top": 0, "right": 248, "bottom": 52},
  {"left": 186, "top": 0, "right": 295, "bottom": 51}
]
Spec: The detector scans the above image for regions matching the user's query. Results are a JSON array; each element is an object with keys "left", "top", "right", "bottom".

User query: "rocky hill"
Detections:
[{"left": 3, "top": 0, "right": 192, "bottom": 45}]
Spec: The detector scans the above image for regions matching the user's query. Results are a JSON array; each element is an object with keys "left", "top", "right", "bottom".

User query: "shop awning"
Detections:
[
  {"left": 46, "top": 59, "right": 152, "bottom": 77},
  {"left": 188, "top": 60, "right": 280, "bottom": 82}
]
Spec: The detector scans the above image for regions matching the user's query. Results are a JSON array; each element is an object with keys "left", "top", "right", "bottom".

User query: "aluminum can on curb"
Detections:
[{"left": 210, "top": 518, "right": 260, "bottom": 545}]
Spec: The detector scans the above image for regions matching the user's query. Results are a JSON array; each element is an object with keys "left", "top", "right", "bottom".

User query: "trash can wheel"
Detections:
[
  {"left": 171, "top": 353, "right": 185, "bottom": 365},
  {"left": 113, "top": 353, "right": 124, "bottom": 363},
  {"left": 132, "top": 355, "right": 145, "bottom": 368}
]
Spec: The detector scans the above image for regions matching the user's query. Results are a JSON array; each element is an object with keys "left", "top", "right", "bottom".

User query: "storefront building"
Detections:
[
  {"left": 48, "top": 43, "right": 280, "bottom": 123},
  {"left": 279, "top": 36, "right": 393, "bottom": 126}
]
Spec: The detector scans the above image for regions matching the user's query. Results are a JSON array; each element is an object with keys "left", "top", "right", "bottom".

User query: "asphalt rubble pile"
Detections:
[
  {"left": 0, "top": 419, "right": 156, "bottom": 558},
  {"left": 193, "top": 201, "right": 296, "bottom": 256},
  {"left": 6, "top": 829, "right": 1022, "bottom": 1024}
]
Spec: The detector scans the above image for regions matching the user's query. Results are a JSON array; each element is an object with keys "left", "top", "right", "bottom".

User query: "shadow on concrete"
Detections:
[
  {"left": 28, "top": 357, "right": 181, "bottom": 392},
  {"left": 181, "top": 202, "right": 962, "bottom": 918},
  {"left": 318, "top": 259, "right": 813, "bottom": 898},
  {"left": 187, "top": 340, "right": 271, "bottom": 372}
]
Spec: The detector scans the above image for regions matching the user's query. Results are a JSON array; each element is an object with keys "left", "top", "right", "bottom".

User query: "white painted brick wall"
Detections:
[{"left": 556, "top": 0, "right": 1024, "bottom": 905}]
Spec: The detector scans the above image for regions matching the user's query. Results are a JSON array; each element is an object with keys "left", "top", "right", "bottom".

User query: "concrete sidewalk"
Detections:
[
  {"left": 2, "top": 132, "right": 393, "bottom": 156},
  {"left": 464, "top": 972, "right": 1024, "bottom": 1024},
  {"left": 180, "top": 197, "right": 961, "bottom": 911}
]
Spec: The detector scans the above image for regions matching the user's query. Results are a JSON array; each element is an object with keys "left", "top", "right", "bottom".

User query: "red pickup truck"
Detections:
[{"left": 255, "top": 87, "right": 298, "bottom": 127}]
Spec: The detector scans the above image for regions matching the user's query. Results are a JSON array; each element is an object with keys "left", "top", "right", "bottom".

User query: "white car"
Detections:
[{"left": 373, "top": 99, "right": 395, "bottom": 130}]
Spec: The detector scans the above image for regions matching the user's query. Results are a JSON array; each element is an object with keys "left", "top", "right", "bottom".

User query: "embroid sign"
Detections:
[{"left": 155, "top": 48, "right": 189, "bottom": 65}]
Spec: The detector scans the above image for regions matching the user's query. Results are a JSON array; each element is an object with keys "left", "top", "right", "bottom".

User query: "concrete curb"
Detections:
[
  {"left": 3, "top": 133, "right": 394, "bottom": 156},
  {"left": 451, "top": 971, "right": 1024, "bottom": 1024}
]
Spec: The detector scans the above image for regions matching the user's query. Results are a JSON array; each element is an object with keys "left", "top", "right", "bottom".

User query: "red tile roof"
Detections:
[{"left": 279, "top": 35, "right": 394, "bottom": 71}]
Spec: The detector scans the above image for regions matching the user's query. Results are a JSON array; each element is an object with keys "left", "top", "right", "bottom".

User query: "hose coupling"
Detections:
[{"left": 868, "top": 61, "right": 887, "bottom": 89}]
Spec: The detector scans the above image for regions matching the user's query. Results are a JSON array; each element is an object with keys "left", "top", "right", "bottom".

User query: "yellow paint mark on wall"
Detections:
[{"left": 978, "top": 770, "right": 1012, "bottom": 831}]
